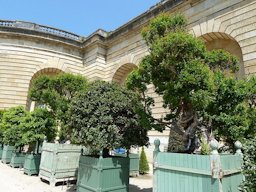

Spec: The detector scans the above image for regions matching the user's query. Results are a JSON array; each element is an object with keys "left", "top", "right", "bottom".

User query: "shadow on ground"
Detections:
[
  {"left": 129, "top": 184, "right": 152, "bottom": 192},
  {"left": 61, "top": 184, "right": 152, "bottom": 192}
]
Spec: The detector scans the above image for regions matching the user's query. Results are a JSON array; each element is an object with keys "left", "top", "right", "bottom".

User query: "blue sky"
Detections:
[{"left": 0, "top": 0, "right": 160, "bottom": 37}]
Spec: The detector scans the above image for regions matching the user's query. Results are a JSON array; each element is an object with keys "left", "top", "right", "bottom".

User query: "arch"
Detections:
[
  {"left": 199, "top": 32, "right": 245, "bottom": 77},
  {"left": 31, "top": 67, "right": 63, "bottom": 81},
  {"left": 112, "top": 63, "right": 138, "bottom": 86},
  {"left": 26, "top": 67, "right": 64, "bottom": 110}
]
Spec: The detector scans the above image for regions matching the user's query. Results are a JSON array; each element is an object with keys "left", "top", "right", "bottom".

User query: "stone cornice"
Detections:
[{"left": 106, "top": 0, "right": 185, "bottom": 41}]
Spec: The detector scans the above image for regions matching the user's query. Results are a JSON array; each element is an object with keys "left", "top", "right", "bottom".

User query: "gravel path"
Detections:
[{"left": 0, "top": 162, "right": 152, "bottom": 192}]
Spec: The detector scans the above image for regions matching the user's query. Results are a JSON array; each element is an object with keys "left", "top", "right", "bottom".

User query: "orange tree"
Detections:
[
  {"left": 0, "top": 106, "right": 28, "bottom": 150},
  {"left": 21, "top": 108, "right": 56, "bottom": 153},
  {"left": 29, "top": 73, "right": 88, "bottom": 141},
  {"left": 68, "top": 81, "right": 149, "bottom": 156}
]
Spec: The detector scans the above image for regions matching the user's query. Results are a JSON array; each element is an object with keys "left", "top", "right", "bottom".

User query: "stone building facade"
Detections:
[
  {"left": 0, "top": 0, "right": 255, "bottom": 111},
  {"left": 0, "top": 0, "right": 255, "bottom": 161}
]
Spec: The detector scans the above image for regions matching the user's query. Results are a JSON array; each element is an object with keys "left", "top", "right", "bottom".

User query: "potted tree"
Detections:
[
  {"left": 29, "top": 73, "right": 89, "bottom": 185},
  {"left": 127, "top": 13, "right": 254, "bottom": 192},
  {"left": 22, "top": 108, "right": 56, "bottom": 175},
  {"left": 69, "top": 81, "right": 149, "bottom": 192},
  {"left": 29, "top": 73, "right": 89, "bottom": 141},
  {"left": 1, "top": 106, "right": 28, "bottom": 165}
]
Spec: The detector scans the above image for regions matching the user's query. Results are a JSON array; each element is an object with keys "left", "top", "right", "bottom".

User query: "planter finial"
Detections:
[
  {"left": 43, "top": 136, "right": 47, "bottom": 143},
  {"left": 154, "top": 139, "right": 160, "bottom": 153},
  {"left": 99, "top": 150, "right": 103, "bottom": 159},
  {"left": 210, "top": 139, "right": 219, "bottom": 155},
  {"left": 234, "top": 141, "right": 243, "bottom": 156},
  {"left": 55, "top": 136, "right": 60, "bottom": 144}
]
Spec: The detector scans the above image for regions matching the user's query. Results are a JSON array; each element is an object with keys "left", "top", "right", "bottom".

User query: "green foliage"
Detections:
[
  {"left": 206, "top": 74, "right": 253, "bottom": 144},
  {"left": 139, "top": 146, "right": 149, "bottom": 174},
  {"left": 0, "top": 109, "right": 5, "bottom": 119},
  {"left": 69, "top": 81, "right": 149, "bottom": 155},
  {"left": 246, "top": 77, "right": 256, "bottom": 138},
  {"left": 205, "top": 49, "right": 239, "bottom": 73},
  {"left": 142, "top": 13, "right": 187, "bottom": 47},
  {"left": 0, "top": 106, "right": 56, "bottom": 151},
  {"left": 0, "top": 109, "right": 6, "bottom": 144},
  {"left": 240, "top": 138, "right": 256, "bottom": 192},
  {"left": 0, "top": 106, "right": 28, "bottom": 147},
  {"left": 200, "top": 140, "right": 210, "bottom": 155},
  {"left": 21, "top": 108, "right": 56, "bottom": 145},
  {"left": 127, "top": 13, "right": 255, "bottom": 153},
  {"left": 29, "top": 73, "right": 88, "bottom": 140}
]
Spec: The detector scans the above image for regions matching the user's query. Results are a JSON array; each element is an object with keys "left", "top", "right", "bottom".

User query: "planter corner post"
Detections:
[
  {"left": 153, "top": 139, "right": 160, "bottom": 192},
  {"left": 210, "top": 139, "right": 223, "bottom": 192}
]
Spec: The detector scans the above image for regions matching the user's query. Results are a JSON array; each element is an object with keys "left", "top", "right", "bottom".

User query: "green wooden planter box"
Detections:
[
  {"left": 1, "top": 145, "right": 16, "bottom": 164},
  {"left": 127, "top": 153, "right": 139, "bottom": 177},
  {"left": 115, "top": 153, "right": 139, "bottom": 176},
  {"left": 77, "top": 155, "right": 129, "bottom": 192},
  {"left": 0, "top": 145, "right": 3, "bottom": 160},
  {"left": 10, "top": 152, "right": 26, "bottom": 168},
  {"left": 0, "top": 149, "right": 2, "bottom": 160},
  {"left": 24, "top": 154, "right": 41, "bottom": 176},
  {"left": 39, "top": 142, "right": 82, "bottom": 186},
  {"left": 153, "top": 139, "right": 243, "bottom": 192}
]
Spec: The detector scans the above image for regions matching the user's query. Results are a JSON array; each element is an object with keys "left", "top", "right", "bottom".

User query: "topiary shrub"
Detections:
[
  {"left": 139, "top": 146, "right": 149, "bottom": 174},
  {"left": 69, "top": 81, "right": 149, "bottom": 156},
  {"left": 21, "top": 108, "right": 57, "bottom": 153},
  {"left": 240, "top": 138, "right": 256, "bottom": 192}
]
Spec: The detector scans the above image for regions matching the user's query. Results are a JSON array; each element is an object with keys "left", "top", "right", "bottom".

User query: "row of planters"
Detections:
[
  {"left": 27, "top": 73, "right": 152, "bottom": 191},
  {"left": 0, "top": 73, "right": 151, "bottom": 191}
]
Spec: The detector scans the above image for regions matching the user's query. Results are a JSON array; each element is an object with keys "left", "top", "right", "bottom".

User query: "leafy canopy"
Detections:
[
  {"left": 21, "top": 108, "right": 57, "bottom": 145},
  {"left": 127, "top": 13, "right": 254, "bottom": 152},
  {"left": 240, "top": 138, "right": 256, "bottom": 191},
  {"left": 69, "top": 81, "right": 149, "bottom": 155},
  {"left": 0, "top": 106, "right": 28, "bottom": 147},
  {"left": 0, "top": 106, "right": 56, "bottom": 151},
  {"left": 29, "top": 73, "right": 89, "bottom": 140}
]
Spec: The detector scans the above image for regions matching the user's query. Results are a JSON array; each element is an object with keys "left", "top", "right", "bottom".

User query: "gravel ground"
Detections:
[{"left": 0, "top": 162, "right": 152, "bottom": 192}]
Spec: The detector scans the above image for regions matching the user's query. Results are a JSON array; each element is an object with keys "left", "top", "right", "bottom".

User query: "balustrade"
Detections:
[{"left": 0, "top": 20, "right": 82, "bottom": 41}]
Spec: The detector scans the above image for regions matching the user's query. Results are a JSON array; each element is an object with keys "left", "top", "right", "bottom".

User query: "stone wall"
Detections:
[
  {"left": 0, "top": 0, "right": 255, "bottom": 114},
  {"left": 0, "top": 36, "right": 83, "bottom": 109}
]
